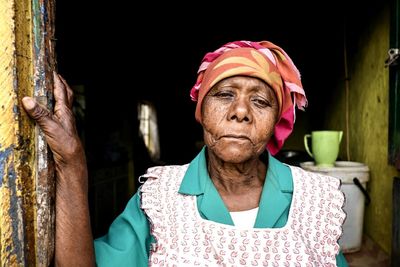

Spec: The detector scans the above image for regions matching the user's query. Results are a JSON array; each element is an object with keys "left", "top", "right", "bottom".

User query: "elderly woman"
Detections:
[{"left": 22, "top": 40, "right": 348, "bottom": 266}]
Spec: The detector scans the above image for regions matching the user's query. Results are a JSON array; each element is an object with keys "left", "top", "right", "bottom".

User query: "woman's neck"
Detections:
[{"left": 206, "top": 149, "right": 267, "bottom": 196}]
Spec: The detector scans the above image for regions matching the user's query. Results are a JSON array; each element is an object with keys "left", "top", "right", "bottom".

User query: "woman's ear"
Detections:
[{"left": 199, "top": 101, "right": 206, "bottom": 126}]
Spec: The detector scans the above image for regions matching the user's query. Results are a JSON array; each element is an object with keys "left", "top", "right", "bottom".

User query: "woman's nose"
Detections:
[{"left": 228, "top": 98, "right": 252, "bottom": 122}]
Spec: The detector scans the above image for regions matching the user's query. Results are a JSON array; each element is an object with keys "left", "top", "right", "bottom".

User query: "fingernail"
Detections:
[{"left": 22, "top": 97, "right": 35, "bottom": 109}]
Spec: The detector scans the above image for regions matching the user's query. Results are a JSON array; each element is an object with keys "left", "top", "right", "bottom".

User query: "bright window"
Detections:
[{"left": 138, "top": 102, "right": 160, "bottom": 161}]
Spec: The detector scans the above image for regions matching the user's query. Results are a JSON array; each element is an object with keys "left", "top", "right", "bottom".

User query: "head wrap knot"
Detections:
[{"left": 190, "top": 40, "right": 307, "bottom": 155}]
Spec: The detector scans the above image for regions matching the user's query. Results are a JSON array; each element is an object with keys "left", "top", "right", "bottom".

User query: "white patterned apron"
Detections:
[{"left": 140, "top": 165, "right": 346, "bottom": 267}]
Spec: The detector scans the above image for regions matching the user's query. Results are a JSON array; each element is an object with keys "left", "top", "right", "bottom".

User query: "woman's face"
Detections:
[{"left": 201, "top": 76, "right": 279, "bottom": 163}]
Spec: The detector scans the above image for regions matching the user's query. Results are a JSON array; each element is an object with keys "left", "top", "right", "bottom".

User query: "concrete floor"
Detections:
[{"left": 345, "top": 235, "right": 390, "bottom": 267}]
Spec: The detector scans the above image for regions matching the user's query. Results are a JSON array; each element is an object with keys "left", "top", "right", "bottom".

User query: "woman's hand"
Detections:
[
  {"left": 22, "top": 72, "right": 85, "bottom": 177},
  {"left": 22, "top": 72, "right": 95, "bottom": 266}
]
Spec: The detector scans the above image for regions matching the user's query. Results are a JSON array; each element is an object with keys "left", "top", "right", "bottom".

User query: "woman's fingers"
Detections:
[
  {"left": 22, "top": 72, "right": 76, "bottom": 137},
  {"left": 21, "top": 96, "right": 66, "bottom": 148},
  {"left": 22, "top": 96, "right": 81, "bottom": 164},
  {"left": 22, "top": 97, "right": 56, "bottom": 128},
  {"left": 53, "top": 72, "right": 69, "bottom": 111},
  {"left": 52, "top": 73, "right": 77, "bottom": 134},
  {"left": 57, "top": 74, "right": 74, "bottom": 109},
  {"left": 22, "top": 73, "right": 82, "bottom": 162}
]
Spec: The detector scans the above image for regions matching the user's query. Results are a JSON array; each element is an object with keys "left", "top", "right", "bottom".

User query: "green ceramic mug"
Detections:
[{"left": 304, "top": 131, "right": 343, "bottom": 167}]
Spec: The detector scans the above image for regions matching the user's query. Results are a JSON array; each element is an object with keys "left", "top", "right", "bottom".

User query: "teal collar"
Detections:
[{"left": 178, "top": 146, "right": 293, "bottom": 228}]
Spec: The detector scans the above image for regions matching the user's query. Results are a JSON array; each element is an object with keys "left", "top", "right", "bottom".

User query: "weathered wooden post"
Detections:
[{"left": 0, "top": 0, "right": 56, "bottom": 265}]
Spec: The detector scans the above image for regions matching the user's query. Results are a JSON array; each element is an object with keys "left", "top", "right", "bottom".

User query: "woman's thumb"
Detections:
[
  {"left": 22, "top": 97, "right": 36, "bottom": 111},
  {"left": 22, "top": 97, "right": 51, "bottom": 124}
]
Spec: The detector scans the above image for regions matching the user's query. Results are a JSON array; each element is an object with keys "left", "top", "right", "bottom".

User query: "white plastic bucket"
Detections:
[{"left": 300, "top": 161, "right": 370, "bottom": 253}]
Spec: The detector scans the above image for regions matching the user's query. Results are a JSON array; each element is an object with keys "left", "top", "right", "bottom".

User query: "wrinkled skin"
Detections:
[
  {"left": 22, "top": 72, "right": 95, "bottom": 267},
  {"left": 201, "top": 76, "right": 279, "bottom": 211}
]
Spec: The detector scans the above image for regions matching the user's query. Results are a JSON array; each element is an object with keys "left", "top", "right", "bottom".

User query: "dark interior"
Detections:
[{"left": 55, "top": 0, "right": 377, "bottom": 237}]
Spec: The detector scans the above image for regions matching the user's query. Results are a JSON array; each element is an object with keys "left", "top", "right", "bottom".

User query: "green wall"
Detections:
[{"left": 325, "top": 3, "right": 397, "bottom": 253}]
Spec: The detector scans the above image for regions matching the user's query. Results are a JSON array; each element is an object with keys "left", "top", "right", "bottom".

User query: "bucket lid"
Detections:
[{"left": 299, "top": 161, "right": 370, "bottom": 183}]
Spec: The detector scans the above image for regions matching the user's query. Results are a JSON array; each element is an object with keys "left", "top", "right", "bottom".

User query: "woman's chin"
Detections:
[{"left": 213, "top": 144, "right": 255, "bottom": 164}]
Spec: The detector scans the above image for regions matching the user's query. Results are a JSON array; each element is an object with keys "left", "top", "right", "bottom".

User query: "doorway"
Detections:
[{"left": 55, "top": 1, "right": 346, "bottom": 237}]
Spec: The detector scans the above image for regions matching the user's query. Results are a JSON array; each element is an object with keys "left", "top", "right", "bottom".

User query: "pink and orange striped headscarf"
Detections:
[{"left": 190, "top": 40, "right": 308, "bottom": 155}]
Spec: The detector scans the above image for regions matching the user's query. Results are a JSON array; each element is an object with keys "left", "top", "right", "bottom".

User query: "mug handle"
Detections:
[{"left": 304, "top": 134, "right": 313, "bottom": 158}]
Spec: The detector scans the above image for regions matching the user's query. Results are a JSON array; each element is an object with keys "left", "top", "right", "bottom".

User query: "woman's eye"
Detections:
[
  {"left": 214, "top": 91, "right": 234, "bottom": 98},
  {"left": 252, "top": 98, "right": 270, "bottom": 107}
]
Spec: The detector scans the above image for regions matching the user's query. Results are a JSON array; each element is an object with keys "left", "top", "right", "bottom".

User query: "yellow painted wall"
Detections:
[{"left": 325, "top": 4, "right": 398, "bottom": 253}]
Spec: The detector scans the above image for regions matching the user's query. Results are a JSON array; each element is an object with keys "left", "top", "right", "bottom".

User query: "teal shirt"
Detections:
[{"left": 94, "top": 147, "right": 348, "bottom": 266}]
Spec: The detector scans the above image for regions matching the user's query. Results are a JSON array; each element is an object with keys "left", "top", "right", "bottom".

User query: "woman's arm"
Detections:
[
  {"left": 94, "top": 191, "right": 152, "bottom": 266},
  {"left": 22, "top": 72, "right": 95, "bottom": 266}
]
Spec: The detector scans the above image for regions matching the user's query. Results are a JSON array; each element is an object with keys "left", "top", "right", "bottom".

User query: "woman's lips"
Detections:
[{"left": 220, "top": 135, "right": 250, "bottom": 140}]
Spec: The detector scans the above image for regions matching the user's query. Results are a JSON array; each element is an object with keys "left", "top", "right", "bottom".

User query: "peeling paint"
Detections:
[
  {"left": 31, "top": 0, "right": 57, "bottom": 265},
  {"left": 1, "top": 0, "right": 56, "bottom": 265},
  {"left": 6, "top": 162, "right": 25, "bottom": 265},
  {"left": 0, "top": 146, "right": 13, "bottom": 186},
  {"left": 32, "top": 0, "right": 41, "bottom": 56},
  {"left": 37, "top": 132, "right": 47, "bottom": 170}
]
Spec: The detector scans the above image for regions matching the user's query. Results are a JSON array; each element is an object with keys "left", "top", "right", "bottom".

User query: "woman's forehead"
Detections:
[{"left": 212, "top": 76, "right": 274, "bottom": 93}]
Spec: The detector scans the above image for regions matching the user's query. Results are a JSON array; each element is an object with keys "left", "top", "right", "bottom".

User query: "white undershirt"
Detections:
[{"left": 229, "top": 207, "right": 259, "bottom": 229}]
